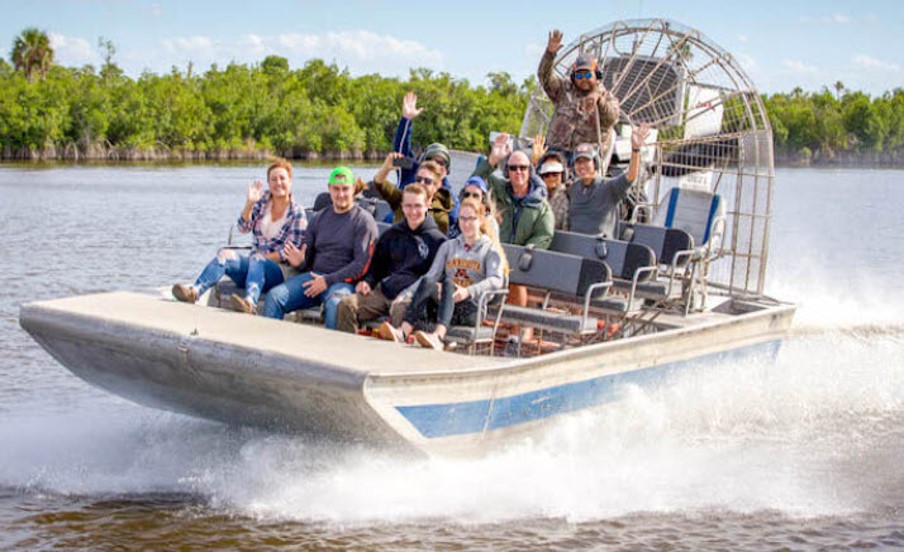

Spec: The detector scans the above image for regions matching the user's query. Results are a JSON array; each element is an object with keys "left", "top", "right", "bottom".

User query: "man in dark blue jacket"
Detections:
[
  {"left": 390, "top": 91, "right": 460, "bottom": 232},
  {"left": 336, "top": 183, "right": 446, "bottom": 333}
]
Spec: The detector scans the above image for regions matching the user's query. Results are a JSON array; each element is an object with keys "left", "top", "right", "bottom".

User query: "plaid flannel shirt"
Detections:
[{"left": 236, "top": 191, "right": 307, "bottom": 262}]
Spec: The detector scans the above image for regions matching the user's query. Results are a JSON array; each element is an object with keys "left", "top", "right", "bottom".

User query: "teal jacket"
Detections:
[{"left": 472, "top": 158, "right": 554, "bottom": 248}]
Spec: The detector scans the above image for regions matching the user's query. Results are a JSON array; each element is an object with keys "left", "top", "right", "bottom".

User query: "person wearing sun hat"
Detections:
[
  {"left": 537, "top": 151, "right": 571, "bottom": 231},
  {"left": 261, "top": 166, "right": 378, "bottom": 327}
]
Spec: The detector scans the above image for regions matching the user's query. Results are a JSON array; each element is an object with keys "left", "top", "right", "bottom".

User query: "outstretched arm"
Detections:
[
  {"left": 538, "top": 29, "right": 565, "bottom": 102},
  {"left": 626, "top": 124, "right": 650, "bottom": 184},
  {"left": 392, "top": 91, "right": 423, "bottom": 185}
]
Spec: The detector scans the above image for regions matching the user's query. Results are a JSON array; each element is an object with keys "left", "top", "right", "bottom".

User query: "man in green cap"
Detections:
[
  {"left": 391, "top": 91, "right": 460, "bottom": 232},
  {"left": 262, "top": 166, "right": 378, "bottom": 328}
]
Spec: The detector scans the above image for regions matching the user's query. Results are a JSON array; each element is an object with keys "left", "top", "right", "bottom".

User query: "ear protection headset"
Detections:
[{"left": 570, "top": 56, "right": 602, "bottom": 82}]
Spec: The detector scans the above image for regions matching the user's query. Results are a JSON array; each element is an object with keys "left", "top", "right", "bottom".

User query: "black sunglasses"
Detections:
[
  {"left": 508, "top": 165, "right": 530, "bottom": 172},
  {"left": 414, "top": 176, "right": 434, "bottom": 185},
  {"left": 462, "top": 191, "right": 483, "bottom": 199}
]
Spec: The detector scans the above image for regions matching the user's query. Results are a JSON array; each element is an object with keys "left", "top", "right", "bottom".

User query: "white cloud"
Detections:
[
  {"left": 48, "top": 33, "right": 102, "bottom": 67},
  {"left": 799, "top": 12, "right": 869, "bottom": 24},
  {"left": 161, "top": 36, "right": 215, "bottom": 55},
  {"left": 155, "top": 30, "right": 444, "bottom": 76},
  {"left": 781, "top": 59, "right": 818, "bottom": 74},
  {"left": 852, "top": 54, "right": 900, "bottom": 73}
]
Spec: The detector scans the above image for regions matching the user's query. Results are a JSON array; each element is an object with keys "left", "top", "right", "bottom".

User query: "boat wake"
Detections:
[{"left": 2, "top": 325, "right": 903, "bottom": 525}]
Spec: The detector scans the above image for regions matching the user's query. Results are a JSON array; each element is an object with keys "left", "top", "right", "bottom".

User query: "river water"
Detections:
[{"left": 1, "top": 164, "right": 903, "bottom": 550}]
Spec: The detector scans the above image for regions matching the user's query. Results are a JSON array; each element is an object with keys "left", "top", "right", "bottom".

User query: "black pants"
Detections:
[{"left": 404, "top": 275, "right": 478, "bottom": 331}]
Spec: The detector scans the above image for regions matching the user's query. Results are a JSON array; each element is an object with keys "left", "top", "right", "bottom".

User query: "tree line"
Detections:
[{"left": 3, "top": 27, "right": 904, "bottom": 164}]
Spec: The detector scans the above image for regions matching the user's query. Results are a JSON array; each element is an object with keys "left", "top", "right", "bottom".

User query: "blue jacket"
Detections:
[{"left": 393, "top": 117, "right": 461, "bottom": 231}]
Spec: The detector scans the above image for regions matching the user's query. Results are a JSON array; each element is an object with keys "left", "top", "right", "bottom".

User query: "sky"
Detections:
[{"left": 2, "top": 0, "right": 903, "bottom": 96}]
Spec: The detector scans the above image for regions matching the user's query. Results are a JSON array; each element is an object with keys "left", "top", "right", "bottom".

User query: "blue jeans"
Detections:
[
  {"left": 403, "top": 275, "right": 478, "bottom": 331},
  {"left": 194, "top": 249, "right": 284, "bottom": 304},
  {"left": 261, "top": 272, "right": 354, "bottom": 328}
]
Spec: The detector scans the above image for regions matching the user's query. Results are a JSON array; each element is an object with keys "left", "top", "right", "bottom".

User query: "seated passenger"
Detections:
[
  {"left": 371, "top": 153, "right": 454, "bottom": 235},
  {"left": 568, "top": 124, "right": 649, "bottom": 238},
  {"left": 472, "top": 133, "right": 554, "bottom": 343},
  {"left": 537, "top": 150, "right": 570, "bottom": 231},
  {"left": 376, "top": 199, "right": 507, "bottom": 349},
  {"left": 261, "top": 167, "right": 378, "bottom": 327},
  {"left": 172, "top": 159, "right": 306, "bottom": 309},
  {"left": 336, "top": 184, "right": 446, "bottom": 334},
  {"left": 392, "top": 91, "right": 460, "bottom": 230},
  {"left": 471, "top": 133, "right": 554, "bottom": 248},
  {"left": 451, "top": 175, "right": 500, "bottom": 240}
]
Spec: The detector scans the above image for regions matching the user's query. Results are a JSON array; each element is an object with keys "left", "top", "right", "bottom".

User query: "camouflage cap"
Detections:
[{"left": 574, "top": 52, "right": 596, "bottom": 71}]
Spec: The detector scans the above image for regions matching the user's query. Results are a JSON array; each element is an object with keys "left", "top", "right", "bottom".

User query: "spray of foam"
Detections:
[
  {"left": 766, "top": 250, "right": 904, "bottom": 333},
  {"left": 2, "top": 333, "right": 903, "bottom": 524}
]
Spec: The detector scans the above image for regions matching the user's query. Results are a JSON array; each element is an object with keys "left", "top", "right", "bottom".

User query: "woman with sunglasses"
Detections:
[
  {"left": 370, "top": 151, "right": 454, "bottom": 234},
  {"left": 376, "top": 198, "right": 508, "bottom": 350},
  {"left": 539, "top": 29, "right": 620, "bottom": 165}
]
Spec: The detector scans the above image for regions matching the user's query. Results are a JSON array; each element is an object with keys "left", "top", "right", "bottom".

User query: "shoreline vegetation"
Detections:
[{"left": 4, "top": 28, "right": 904, "bottom": 167}]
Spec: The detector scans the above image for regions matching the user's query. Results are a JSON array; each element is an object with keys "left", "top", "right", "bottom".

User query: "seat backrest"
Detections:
[
  {"left": 502, "top": 244, "right": 610, "bottom": 298},
  {"left": 549, "top": 230, "right": 656, "bottom": 282},
  {"left": 376, "top": 222, "right": 392, "bottom": 237},
  {"left": 628, "top": 224, "right": 694, "bottom": 267},
  {"left": 654, "top": 187, "right": 724, "bottom": 246}
]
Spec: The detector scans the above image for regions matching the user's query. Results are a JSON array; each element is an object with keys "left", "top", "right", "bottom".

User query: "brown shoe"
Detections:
[
  {"left": 172, "top": 284, "right": 198, "bottom": 304},
  {"left": 229, "top": 293, "right": 256, "bottom": 314},
  {"left": 376, "top": 321, "right": 404, "bottom": 343},
  {"left": 415, "top": 330, "right": 444, "bottom": 351}
]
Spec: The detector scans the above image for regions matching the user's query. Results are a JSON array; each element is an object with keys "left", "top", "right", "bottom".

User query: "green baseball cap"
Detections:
[{"left": 328, "top": 166, "right": 354, "bottom": 186}]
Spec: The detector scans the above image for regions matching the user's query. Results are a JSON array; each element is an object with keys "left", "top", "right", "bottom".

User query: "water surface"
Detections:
[{"left": 1, "top": 164, "right": 903, "bottom": 550}]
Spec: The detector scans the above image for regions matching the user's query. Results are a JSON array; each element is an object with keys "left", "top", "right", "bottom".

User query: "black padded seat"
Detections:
[
  {"left": 501, "top": 244, "right": 612, "bottom": 335},
  {"left": 500, "top": 305, "right": 598, "bottom": 334},
  {"left": 549, "top": 231, "right": 656, "bottom": 283},
  {"left": 445, "top": 325, "right": 497, "bottom": 343}
]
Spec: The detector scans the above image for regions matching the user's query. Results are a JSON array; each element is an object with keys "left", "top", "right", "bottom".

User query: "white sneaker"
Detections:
[{"left": 415, "top": 331, "right": 444, "bottom": 351}]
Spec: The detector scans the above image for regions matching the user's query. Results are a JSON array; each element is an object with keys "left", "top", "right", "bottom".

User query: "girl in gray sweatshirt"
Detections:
[{"left": 376, "top": 199, "right": 508, "bottom": 349}]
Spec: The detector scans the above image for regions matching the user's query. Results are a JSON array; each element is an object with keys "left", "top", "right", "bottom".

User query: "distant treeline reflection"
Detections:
[{"left": 1, "top": 54, "right": 902, "bottom": 165}]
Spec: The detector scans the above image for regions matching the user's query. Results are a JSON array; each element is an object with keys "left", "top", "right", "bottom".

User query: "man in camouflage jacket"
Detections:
[{"left": 538, "top": 29, "right": 620, "bottom": 159}]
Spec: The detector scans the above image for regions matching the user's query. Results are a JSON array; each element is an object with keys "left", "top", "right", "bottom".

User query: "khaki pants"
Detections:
[{"left": 336, "top": 283, "right": 409, "bottom": 333}]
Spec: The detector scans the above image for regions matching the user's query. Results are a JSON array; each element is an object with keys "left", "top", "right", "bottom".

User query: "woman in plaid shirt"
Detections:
[{"left": 172, "top": 158, "right": 307, "bottom": 312}]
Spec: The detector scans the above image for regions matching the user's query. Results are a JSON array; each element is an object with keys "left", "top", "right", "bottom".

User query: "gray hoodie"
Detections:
[{"left": 424, "top": 234, "right": 505, "bottom": 300}]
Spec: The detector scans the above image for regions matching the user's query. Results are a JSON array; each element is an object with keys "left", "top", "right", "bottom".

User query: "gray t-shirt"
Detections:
[
  {"left": 567, "top": 172, "right": 631, "bottom": 237},
  {"left": 303, "top": 205, "right": 378, "bottom": 286}
]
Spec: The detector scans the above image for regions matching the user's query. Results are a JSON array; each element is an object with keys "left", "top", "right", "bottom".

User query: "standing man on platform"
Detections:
[{"left": 539, "top": 29, "right": 620, "bottom": 170}]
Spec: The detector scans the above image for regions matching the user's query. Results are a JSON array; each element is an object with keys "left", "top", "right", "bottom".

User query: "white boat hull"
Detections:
[{"left": 20, "top": 290, "right": 794, "bottom": 456}]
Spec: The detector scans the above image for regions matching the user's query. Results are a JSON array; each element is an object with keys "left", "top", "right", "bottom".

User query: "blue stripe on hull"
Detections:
[{"left": 397, "top": 340, "right": 781, "bottom": 439}]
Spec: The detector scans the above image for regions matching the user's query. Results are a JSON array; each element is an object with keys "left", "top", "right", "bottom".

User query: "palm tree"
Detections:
[
  {"left": 11, "top": 27, "right": 54, "bottom": 83},
  {"left": 834, "top": 81, "right": 845, "bottom": 101}
]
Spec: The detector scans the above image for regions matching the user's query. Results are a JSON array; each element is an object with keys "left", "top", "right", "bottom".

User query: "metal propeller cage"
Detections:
[{"left": 522, "top": 18, "right": 775, "bottom": 298}]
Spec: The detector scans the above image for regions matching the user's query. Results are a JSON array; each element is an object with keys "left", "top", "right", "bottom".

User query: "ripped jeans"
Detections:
[{"left": 193, "top": 248, "right": 284, "bottom": 304}]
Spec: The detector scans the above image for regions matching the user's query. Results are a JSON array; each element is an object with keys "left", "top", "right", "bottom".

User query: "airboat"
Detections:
[{"left": 20, "top": 19, "right": 794, "bottom": 456}]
